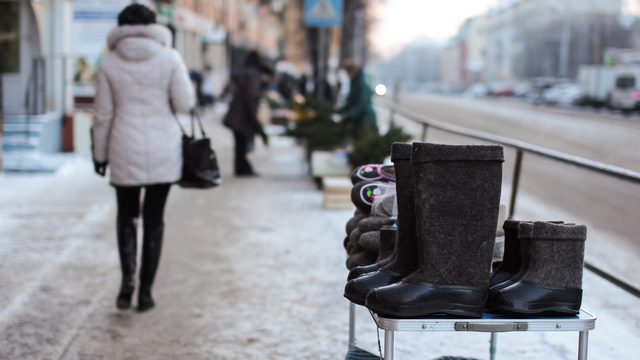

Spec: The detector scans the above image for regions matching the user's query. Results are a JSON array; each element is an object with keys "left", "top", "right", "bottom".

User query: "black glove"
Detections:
[{"left": 94, "top": 160, "right": 108, "bottom": 177}]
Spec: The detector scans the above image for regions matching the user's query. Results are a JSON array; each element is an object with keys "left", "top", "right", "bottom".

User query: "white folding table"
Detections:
[{"left": 348, "top": 302, "right": 596, "bottom": 360}]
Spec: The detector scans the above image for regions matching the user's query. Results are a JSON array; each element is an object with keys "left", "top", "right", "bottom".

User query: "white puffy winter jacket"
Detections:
[{"left": 92, "top": 24, "right": 195, "bottom": 186}]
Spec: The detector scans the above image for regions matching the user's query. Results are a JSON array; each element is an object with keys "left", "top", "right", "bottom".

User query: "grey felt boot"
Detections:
[
  {"left": 358, "top": 216, "right": 395, "bottom": 235},
  {"left": 347, "top": 228, "right": 363, "bottom": 255},
  {"left": 350, "top": 164, "right": 395, "bottom": 185},
  {"left": 346, "top": 209, "right": 369, "bottom": 236},
  {"left": 344, "top": 143, "right": 417, "bottom": 305},
  {"left": 492, "top": 221, "right": 587, "bottom": 317},
  {"left": 358, "top": 231, "right": 381, "bottom": 252},
  {"left": 348, "top": 226, "right": 397, "bottom": 281},
  {"left": 366, "top": 143, "right": 504, "bottom": 318},
  {"left": 346, "top": 250, "right": 378, "bottom": 270},
  {"left": 350, "top": 181, "right": 394, "bottom": 213}
]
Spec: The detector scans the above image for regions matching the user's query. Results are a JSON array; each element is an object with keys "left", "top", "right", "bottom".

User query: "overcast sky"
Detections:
[{"left": 371, "top": 0, "right": 498, "bottom": 57}]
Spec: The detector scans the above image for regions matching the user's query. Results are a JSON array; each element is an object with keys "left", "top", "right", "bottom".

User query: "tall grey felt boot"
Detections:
[
  {"left": 492, "top": 221, "right": 587, "bottom": 316},
  {"left": 344, "top": 143, "right": 417, "bottom": 305},
  {"left": 366, "top": 143, "right": 504, "bottom": 318},
  {"left": 348, "top": 226, "right": 397, "bottom": 281}
]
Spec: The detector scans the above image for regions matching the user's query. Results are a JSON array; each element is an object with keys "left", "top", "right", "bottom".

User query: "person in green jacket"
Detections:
[{"left": 339, "top": 58, "right": 377, "bottom": 137}]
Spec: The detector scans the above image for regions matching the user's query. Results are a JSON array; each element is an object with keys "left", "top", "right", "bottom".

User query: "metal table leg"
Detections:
[
  {"left": 578, "top": 331, "right": 589, "bottom": 360},
  {"left": 349, "top": 302, "right": 356, "bottom": 346},
  {"left": 384, "top": 330, "right": 395, "bottom": 360},
  {"left": 490, "top": 332, "right": 497, "bottom": 360}
]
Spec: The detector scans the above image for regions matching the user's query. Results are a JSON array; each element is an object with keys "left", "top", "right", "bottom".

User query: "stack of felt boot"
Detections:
[
  {"left": 345, "top": 142, "right": 505, "bottom": 318},
  {"left": 343, "top": 141, "right": 588, "bottom": 319},
  {"left": 489, "top": 220, "right": 587, "bottom": 317},
  {"left": 344, "top": 164, "right": 397, "bottom": 272}
]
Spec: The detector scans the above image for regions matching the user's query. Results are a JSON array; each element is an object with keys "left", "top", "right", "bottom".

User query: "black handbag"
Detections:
[{"left": 175, "top": 110, "right": 221, "bottom": 188}]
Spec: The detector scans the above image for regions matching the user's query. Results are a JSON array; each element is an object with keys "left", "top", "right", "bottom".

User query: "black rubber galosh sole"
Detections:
[
  {"left": 491, "top": 302, "right": 579, "bottom": 317},
  {"left": 366, "top": 300, "right": 485, "bottom": 319},
  {"left": 344, "top": 292, "right": 367, "bottom": 306}
]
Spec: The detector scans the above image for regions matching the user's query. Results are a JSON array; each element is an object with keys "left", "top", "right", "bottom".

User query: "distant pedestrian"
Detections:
[
  {"left": 223, "top": 50, "right": 273, "bottom": 176},
  {"left": 91, "top": 4, "right": 195, "bottom": 312},
  {"left": 201, "top": 65, "right": 215, "bottom": 107},
  {"left": 313, "top": 71, "right": 335, "bottom": 105},
  {"left": 189, "top": 69, "right": 204, "bottom": 107},
  {"left": 337, "top": 58, "right": 376, "bottom": 137}
]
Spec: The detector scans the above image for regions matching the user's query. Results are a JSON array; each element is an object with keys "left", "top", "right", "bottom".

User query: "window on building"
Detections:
[{"left": 0, "top": 1, "right": 20, "bottom": 73}]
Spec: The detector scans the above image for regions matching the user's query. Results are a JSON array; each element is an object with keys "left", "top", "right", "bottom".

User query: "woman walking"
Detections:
[{"left": 92, "top": 4, "right": 195, "bottom": 312}]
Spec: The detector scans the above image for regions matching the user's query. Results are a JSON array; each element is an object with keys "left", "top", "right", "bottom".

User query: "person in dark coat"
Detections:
[
  {"left": 338, "top": 58, "right": 376, "bottom": 137},
  {"left": 313, "top": 71, "right": 335, "bottom": 105},
  {"left": 223, "top": 50, "right": 272, "bottom": 176}
]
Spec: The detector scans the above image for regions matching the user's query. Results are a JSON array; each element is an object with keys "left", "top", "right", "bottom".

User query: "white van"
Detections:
[{"left": 610, "top": 72, "right": 640, "bottom": 113}]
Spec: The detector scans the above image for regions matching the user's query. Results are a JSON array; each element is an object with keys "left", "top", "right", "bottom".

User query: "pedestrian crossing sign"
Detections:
[{"left": 304, "top": 0, "right": 342, "bottom": 27}]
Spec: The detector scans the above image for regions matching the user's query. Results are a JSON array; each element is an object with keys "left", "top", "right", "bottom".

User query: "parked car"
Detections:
[
  {"left": 463, "top": 83, "right": 490, "bottom": 98},
  {"left": 527, "top": 77, "right": 570, "bottom": 105},
  {"left": 609, "top": 74, "right": 640, "bottom": 113},
  {"left": 488, "top": 86, "right": 514, "bottom": 97},
  {"left": 542, "top": 83, "right": 584, "bottom": 106}
]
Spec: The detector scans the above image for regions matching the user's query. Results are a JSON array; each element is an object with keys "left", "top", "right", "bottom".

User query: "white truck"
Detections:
[{"left": 577, "top": 65, "right": 640, "bottom": 113}]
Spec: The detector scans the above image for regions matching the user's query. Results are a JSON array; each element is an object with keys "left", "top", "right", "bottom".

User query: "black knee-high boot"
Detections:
[
  {"left": 138, "top": 224, "right": 164, "bottom": 312},
  {"left": 116, "top": 217, "right": 137, "bottom": 309}
]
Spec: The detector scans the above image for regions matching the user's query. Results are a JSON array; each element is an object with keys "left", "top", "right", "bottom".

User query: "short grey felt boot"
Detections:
[
  {"left": 345, "top": 143, "right": 417, "bottom": 305},
  {"left": 489, "top": 220, "right": 524, "bottom": 288},
  {"left": 366, "top": 143, "right": 504, "bottom": 318},
  {"left": 492, "top": 221, "right": 587, "bottom": 317},
  {"left": 348, "top": 226, "right": 397, "bottom": 281}
]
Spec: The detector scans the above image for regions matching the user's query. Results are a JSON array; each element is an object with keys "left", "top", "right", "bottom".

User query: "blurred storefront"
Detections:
[
  {"left": 1, "top": 0, "right": 74, "bottom": 163},
  {"left": 1, "top": 0, "right": 285, "bottom": 166}
]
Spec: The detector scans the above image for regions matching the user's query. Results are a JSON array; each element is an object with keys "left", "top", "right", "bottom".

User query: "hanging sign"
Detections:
[{"left": 304, "top": 0, "right": 343, "bottom": 27}]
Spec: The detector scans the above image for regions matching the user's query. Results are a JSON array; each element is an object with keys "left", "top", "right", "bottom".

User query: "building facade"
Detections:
[{"left": 484, "top": 0, "right": 627, "bottom": 83}]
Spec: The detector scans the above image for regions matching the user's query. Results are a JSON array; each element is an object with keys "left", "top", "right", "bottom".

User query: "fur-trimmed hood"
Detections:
[{"left": 107, "top": 24, "right": 172, "bottom": 61}]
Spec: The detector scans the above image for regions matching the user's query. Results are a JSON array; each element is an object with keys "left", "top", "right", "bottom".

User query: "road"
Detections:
[{"left": 378, "top": 93, "right": 640, "bottom": 286}]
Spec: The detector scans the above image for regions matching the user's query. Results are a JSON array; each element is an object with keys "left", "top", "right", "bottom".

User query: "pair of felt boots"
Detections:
[{"left": 488, "top": 220, "right": 587, "bottom": 316}]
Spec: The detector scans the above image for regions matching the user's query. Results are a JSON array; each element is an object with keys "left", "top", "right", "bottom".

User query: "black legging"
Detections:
[
  {"left": 115, "top": 184, "right": 171, "bottom": 231},
  {"left": 115, "top": 184, "right": 171, "bottom": 288}
]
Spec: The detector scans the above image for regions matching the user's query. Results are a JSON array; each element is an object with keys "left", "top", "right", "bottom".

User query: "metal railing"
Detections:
[{"left": 379, "top": 100, "right": 640, "bottom": 299}]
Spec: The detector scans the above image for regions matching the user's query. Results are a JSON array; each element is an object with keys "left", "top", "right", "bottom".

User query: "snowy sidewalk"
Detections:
[{"left": 0, "top": 110, "right": 639, "bottom": 359}]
